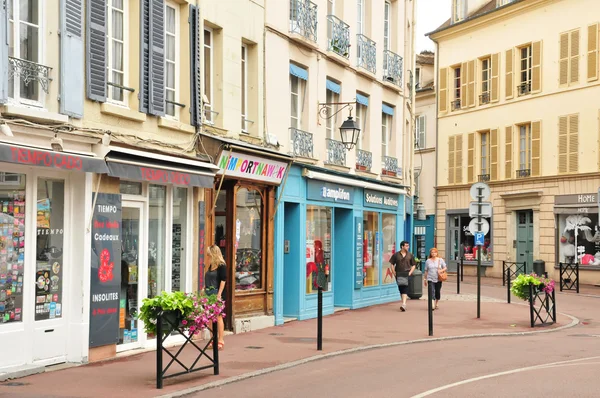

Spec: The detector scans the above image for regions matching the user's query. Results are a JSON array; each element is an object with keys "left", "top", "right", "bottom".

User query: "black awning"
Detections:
[
  {"left": 0, "top": 142, "right": 108, "bottom": 173},
  {"left": 105, "top": 152, "right": 215, "bottom": 188}
]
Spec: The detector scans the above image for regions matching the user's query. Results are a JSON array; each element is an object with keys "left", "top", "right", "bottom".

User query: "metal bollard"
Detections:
[{"left": 428, "top": 281, "right": 433, "bottom": 336}]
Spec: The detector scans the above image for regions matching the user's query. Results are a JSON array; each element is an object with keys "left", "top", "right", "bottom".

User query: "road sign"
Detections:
[
  {"left": 468, "top": 218, "right": 490, "bottom": 236},
  {"left": 469, "top": 201, "right": 492, "bottom": 218},
  {"left": 474, "top": 232, "right": 485, "bottom": 246},
  {"left": 470, "top": 182, "right": 491, "bottom": 201}
]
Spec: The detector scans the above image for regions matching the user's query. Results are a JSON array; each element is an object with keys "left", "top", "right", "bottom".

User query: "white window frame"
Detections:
[
  {"left": 453, "top": 0, "right": 465, "bottom": 22},
  {"left": 381, "top": 112, "right": 390, "bottom": 157},
  {"left": 325, "top": 89, "right": 339, "bottom": 140},
  {"left": 106, "top": 0, "right": 129, "bottom": 106},
  {"left": 480, "top": 131, "right": 489, "bottom": 175},
  {"left": 355, "top": 102, "right": 367, "bottom": 150},
  {"left": 497, "top": 0, "right": 514, "bottom": 6},
  {"left": 241, "top": 44, "right": 249, "bottom": 133},
  {"left": 290, "top": 74, "right": 304, "bottom": 130},
  {"left": 327, "top": 0, "right": 335, "bottom": 16},
  {"left": 416, "top": 115, "right": 426, "bottom": 149},
  {"left": 357, "top": 0, "right": 364, "bottom": 35},
  {"left": 164, "top": 2, "right": 180, "bottom": 119},
  {"left": 519, "top": 123, "right": 532, "bottom": 171},
  {"left": 520, "top": 45, "right": 533, "bottom": 87},
  {"left": 383, "top": 1, "right": 391, "bottom": 51},
  {"left": 7, "top": 0, "right": 45, "bottom": 108},
  {"left": 481, "top": 57, "right": 491, "bottom": 96},
  {"left": 415, "top": 67, "right": 421, "bottom": 89},
  {"left": 203, "top": 27, "right": 214, "bottom": 124}
]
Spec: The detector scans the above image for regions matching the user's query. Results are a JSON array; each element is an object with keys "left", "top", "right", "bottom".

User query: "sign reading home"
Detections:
[
  {"left": 363, "top": 189, "right": 400, "bottom": 210},
  {"left": 217, "top": 151, "right": 288, "bottom": 184},
  {"left": 307, "top": 180, "right": 354, "bottom": 204}
]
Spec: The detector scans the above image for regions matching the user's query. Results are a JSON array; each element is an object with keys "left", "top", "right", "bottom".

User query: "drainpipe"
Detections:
[
  {"left": 262, "top": 4, "right": 268, "bottom": 143},
  {"left": 433, "top": 40, "right": 439, "bottom": 248}
]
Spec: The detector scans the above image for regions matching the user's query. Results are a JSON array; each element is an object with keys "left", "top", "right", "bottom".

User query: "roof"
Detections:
[{"left": 416, "top": 53, "right": 434, "bottom": 65}]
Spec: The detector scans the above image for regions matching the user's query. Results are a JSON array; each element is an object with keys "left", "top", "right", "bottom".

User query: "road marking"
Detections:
[{"left": 411, "top": 356, "right": 600, "bottom": 398}]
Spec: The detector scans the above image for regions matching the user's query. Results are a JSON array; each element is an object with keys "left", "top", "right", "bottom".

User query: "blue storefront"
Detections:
[{"left": 274, "top": 165, "right": 410, "bottom": 324}]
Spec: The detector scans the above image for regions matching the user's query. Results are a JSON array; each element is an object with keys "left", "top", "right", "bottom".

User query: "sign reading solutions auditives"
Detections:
[
  {"left": 363, "top": 189, "right": 400, "bottom": 210},
  {"left": 217, "top": 151, "right": 288, "bottom": 184},
  {"left": 90, "top": 193, "right": 122, "bottom": 348}
]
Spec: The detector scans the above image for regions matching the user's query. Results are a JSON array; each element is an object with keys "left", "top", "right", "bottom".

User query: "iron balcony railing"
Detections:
[
  {"left": 478, "top": 174, "right": 491, "bottom": 182},
  {"left": 356, "top": 149, "right": 372, "bottom": 171},
  {"left": 382, "top": 155, "right": 399, "bottom": 176},
  {"left": 289, "top": 0, "right": 318, "bottom": 43},
  {"left": 325, "top": 138, "right": 346, "bottom": 166},
  {"left": 289, "top": 127, "right": 314, "bottom": 158},
  {"left": 327, "top": 15, "right": 350, "bottom": 58},
  {"left": 518, "top": 82, "right": 531, "bottom": 96},
  {"left": 8, "top": 56, "right": 52, "bottom": 94},
  {"left": 382, "top": 50, "right": 403, "bottom": 86},
  {"left": 356, "top": 34, "right": 376, "bottom": 74},
  {"left": 451, "top": 99, "right": 462, "bottom": 111},
  {"left": 516, "top": 168, "right": 531, "bottom": 178},
  {"left": 479, "top": 91, "right": 490, "bottom": 105}
]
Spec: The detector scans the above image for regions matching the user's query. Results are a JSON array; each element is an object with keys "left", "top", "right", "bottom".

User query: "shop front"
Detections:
[
  {"left": 445, "top": 210, "right": 493, "bottom": 273},
  {"left": 275, "top": 165, "right": 408, "bottom": 324}
]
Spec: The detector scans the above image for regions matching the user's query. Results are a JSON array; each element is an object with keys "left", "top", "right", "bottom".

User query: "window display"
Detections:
[
  {"left": 558, "top": 213, "right": 600, "bottom": 265},
  {"left": 235, "top": 187, "right": 263, "bottom": 291},
  {"left": 120, "top": 207, "right": 140, "bottom": 344},
  {"left": 363, "top": 212, "right": 380, "bottom": 286},
  {"left": 306, "top": 205, "right": 332, "bottom": 294},
  {"left": 0, "top": 173, "right": 26, "bottom": 324},
  {"left": 382, "top": 213, "right": 397, "bottom": 284},
  {"left": 171, "top": 187, "right": 187, "bottom": 291},
  {"left": 35, "top": 178, "right": 65, "bottom": 321},
  {"left": 449, "top": 215, "right": 492, "bottom": 263},
  {"left": 148, "top": 185, "right": 166, "bottom": 298}
]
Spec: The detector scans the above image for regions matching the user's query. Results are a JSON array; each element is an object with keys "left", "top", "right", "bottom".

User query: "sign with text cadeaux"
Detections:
[
  {"left": 89, "top": 193, "right": 122, "bottom": 348},
  {"left": 217, "top": 151, "right": 288, "bottom": 184}
]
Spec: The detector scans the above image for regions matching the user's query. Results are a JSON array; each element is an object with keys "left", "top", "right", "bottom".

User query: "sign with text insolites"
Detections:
[
  {"left": 307, "top": 180, "right": 354, "bottom": 204},
  {"left": 217, "top": 151, "right": 288, "bottom": 184},
  {"left": 363, "top": 189, "right": 400, "bottom": 210}
]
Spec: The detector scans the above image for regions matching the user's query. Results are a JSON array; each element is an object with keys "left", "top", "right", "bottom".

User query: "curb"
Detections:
[
  {"left": 155, "top": 312, "right": 580, "bottom": 398},
  {"left": 454, "top": 280, "right": 600, "bottom": 299}
]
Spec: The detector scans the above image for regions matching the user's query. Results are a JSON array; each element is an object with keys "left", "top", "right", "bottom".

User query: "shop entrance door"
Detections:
[
  {"left": 447, "top": 215, "right": 461, "bottom": 273},
  {"left": 516, "top": 210, "right": 534, "bottom": 273}
]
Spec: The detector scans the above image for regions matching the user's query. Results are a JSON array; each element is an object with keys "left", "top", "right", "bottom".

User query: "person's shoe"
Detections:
[{"left": 400, "top": 304, "right": 406, "bottom": 312}]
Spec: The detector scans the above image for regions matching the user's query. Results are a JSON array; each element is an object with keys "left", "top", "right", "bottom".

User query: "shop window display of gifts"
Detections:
[{"left": 560, "top": 215, "right": 600, "bottom": 266}]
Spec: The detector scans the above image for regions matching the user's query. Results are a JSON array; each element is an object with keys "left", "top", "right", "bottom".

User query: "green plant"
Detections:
[
  {"left": 139, "top": 291, "right": 194, "bottom": 335},
  {"left": 510, "top": 273, "right": 554, "bottom": 301}
]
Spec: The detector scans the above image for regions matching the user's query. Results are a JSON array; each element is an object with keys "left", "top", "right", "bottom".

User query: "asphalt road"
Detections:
[{"left": 192, "top": 284, "right": 600, "bottom": 398}]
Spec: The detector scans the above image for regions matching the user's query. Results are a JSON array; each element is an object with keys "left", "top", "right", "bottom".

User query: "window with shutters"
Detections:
[
  {"left": 448, "top": 134, "right": 462, "bottom": 184},
  {"left": 164, "top": 2, "right": 179, "bottom": 118},
  {"left": 381, "top": 112, "right": 391, "bottom": 157},
  {"left": 355, "top": 102, "right": 367, "bottom": 150},
  {"left": 241, "top": 44, "right": 249, "bottom": 133},
  {"left": 106, "top": 0, "right": 127, "bottom": 104},
  {"left": 517, "top": 123, "right": 532, "bottom": 177},
  {"left": 290, "top": 74, "right": 305, "bottom": 130},
  {"left": 480, "top": 131, "right": 489, "bottom": 177},
  {"left": 203, "top": 28, "right": 214, "bottom": 124},
  {"left": 518, "top": 45, "right": 532, "bottom": 96},
  {"left": 451, "top": 66, "right": 461, "bottom": 111},
  {"left": 558, "top": 114, "right": 579, "bottom": 174},
  {"left": 588, "top": 24, "right": 599, "bottom": 82},
  {"left": 480, "top": 57, "right": 491, "bottom": 105},
  {"left": 559, "top": 29, "right": 580, "bottom": 87},
  {"left": 415, "top": 115, "right": 426, "bottom": 149},
  {"left": 7, "top": 0, "right": 46, "bottom": 106}
]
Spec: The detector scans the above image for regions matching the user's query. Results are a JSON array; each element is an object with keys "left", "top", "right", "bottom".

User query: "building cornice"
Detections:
[{"left": 436, "top": 172, "right": 600, "bottom": 191}]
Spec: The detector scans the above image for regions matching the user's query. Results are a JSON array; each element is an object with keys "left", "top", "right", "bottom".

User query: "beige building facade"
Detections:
[{"left": 430, "top": 0, "right": 600, "bottom": 285}]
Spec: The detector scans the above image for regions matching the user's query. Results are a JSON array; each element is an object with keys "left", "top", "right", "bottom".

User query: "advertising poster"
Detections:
[{"left": 89, "top": 193, "right": 122, "bottom": 347}]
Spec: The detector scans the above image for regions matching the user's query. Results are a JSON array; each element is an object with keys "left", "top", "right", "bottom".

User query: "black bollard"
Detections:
[
  {"left": 212, "top": 321, "right": 219, "bottom": 375},
  {"left": 428, "top": 281, "right": 433, "bottom": 336},
  {"left": 156, "top": 313, "right": 163, "bottom": 389},
  {"left": 317, "top": 286, "right": 323, "bottom": 351}
]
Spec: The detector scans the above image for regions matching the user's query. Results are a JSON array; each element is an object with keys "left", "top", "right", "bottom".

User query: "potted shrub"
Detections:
[{"left": 510, "top": 273, "right": 555, "bottom": 301}]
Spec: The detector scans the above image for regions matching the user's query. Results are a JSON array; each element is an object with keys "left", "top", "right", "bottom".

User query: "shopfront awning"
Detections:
[
  {"left": 104, "top": 147, "right": 218, "bottom": 188},
  {"left": 302, "top": 168, "right": 407, "bottom": 195},
  {"left": 0, "top": 141, "right": 108, "bottom": 173}
]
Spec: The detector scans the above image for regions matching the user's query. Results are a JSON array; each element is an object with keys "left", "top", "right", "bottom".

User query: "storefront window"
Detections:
[
  {"left": 451, "top": 215, "right": 492, "bottom": 262},
  {"left": 363, "top": 212, "right": 380, "bottom": 286},
  {"left": 382, "top": 213, "right": 397, "bottom": 284},
  {"left": 171, "top": 187, "right": 187, "bottom": 291},
  {"left": 306, "top": 205, "right": 332, "bottom": 293},
  {"left": 148, "top": 185, "right": 166, "bottom": 297},
  {"left": 558, "top": 213, "right": 600, "bottom": 265},
  {"left": 0, "top": 173, "right": 26, "bottom": 324},
  {"left": 119, "top": 181, "right": 143, "bottom": 196},
  {"left": 121, "top": 206, "right": 140, "bottom": 344},
  {"left": 235, "top": 187, "right": 262, "bottom": 291},
  {"left": 35, "top": 178, "right": 65, "bottom": 321}
]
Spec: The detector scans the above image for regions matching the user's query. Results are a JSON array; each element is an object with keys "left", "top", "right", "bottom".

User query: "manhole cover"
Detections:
[
  {"left": 2, "top": 382, "right": 28, "bottom": 387},
  {"left": 245, "top": 346, "right": 264, "bottom": 349}
]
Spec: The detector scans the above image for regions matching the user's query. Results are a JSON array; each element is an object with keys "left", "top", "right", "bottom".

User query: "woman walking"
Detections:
[
  {"left": 205, "top": 245, "right": 227, "bottom": 350},
  {"left": 423, "top": 248, "right": 447, "bottom": 310}
]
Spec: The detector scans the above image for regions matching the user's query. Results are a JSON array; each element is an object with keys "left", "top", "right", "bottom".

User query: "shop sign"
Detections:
[
  {"left": 307, "top": 180, "right": 354, "bottom": 204},
  {"left": 555, "top": 193, "right": 597, "bottom": 205},
  {"left": 89, "top": 193, "right": 122, "bottom": 348},
  {"left": 0, "top": 143, "right": 108, "bottom": 173},
  {"left": 217, "top": 151, "right": 288, "bottom": 184},
  {"left": 363, "top": 189, "right": 399, "bottom": 210},
  {"left": 355, "top": 217, "right": 363, "bottom": 289}
]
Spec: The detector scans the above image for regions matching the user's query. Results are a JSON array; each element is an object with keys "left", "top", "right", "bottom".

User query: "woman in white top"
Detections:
[{"left": 423, "top": 247, "right": 447, "bottom": 310}]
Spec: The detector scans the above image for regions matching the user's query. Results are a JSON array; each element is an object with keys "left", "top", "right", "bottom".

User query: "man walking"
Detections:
[{"left": 390, "top": 241, "right": 417, "bottom": 312}]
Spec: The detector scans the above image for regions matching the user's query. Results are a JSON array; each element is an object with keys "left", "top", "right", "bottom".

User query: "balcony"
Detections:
[
  {"left": 325, "top": 138, "right": 346, "bottom": 167},
  {"left": 382, "top": 50, "right": 403, "bottom": 86},
  {"left": 327, "top": 15, "right": 350, "bottom": 58},
  {"left": 516, "top": 169, "right": 531, "bottom": 178},
  {"left": 479, "top": 92, "right": 490, "bottom": 105},
  {"left": 478, "top": 174, "right": 491, "bottom": 182},
  {"left": 382, "top": 156, "right": 399, "bottom": 177},
  {"left": 289, "top": 127, "right": 314, "bottom": 158},
  {"left": 518, "top": 82, "right": 531, "bottom": 96},
  {"left": 451, "top": 99, "right": 462, "bottom": 111},
  {"left": 356, "top": 149, "right": 372, "bottom": 172},
  {"left": 289, "top": 0, "right": 318, "bottom": 43},
  {"left": 356, "top": 34, "right": 376, "bottom": 74},
  {"left": 8, "top": 56, "right": 53, "bottom": 94}
]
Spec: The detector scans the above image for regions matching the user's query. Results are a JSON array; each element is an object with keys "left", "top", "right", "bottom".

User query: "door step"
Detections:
[{"left": 0, "top": 364, "right": 45, "bottom": 382}]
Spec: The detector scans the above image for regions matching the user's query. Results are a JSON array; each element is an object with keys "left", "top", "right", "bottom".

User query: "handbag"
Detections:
[{"left": 437, "top": 260, "right": 448, "bottom": 282}]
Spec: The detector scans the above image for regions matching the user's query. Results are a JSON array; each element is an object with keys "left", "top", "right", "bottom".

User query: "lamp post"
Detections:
[{"left": 318, "top": 101, "right": 361, "bottom": 150}]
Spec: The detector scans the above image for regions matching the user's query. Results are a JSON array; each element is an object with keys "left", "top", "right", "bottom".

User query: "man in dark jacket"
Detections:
[{"left": 389, "top": 240, "right": 416, "bottom": 311}]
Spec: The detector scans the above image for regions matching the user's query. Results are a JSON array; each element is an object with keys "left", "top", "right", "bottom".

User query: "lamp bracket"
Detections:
[{"left": 318, "top": 101, "right": 357, "bottom": 120}]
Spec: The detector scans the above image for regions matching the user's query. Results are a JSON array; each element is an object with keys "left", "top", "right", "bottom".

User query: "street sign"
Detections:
[
  {"left": 469, "top": 201, "right": 492, "bottom": 218},
  {"left": 474, "top": 232, "right": 485, "bottom": 246},
  {"left": 470, "top": 182, "right": 491, "bottom": 201},
  {"left": 468, "top": 218, "right": 490, "bottom": 236}
]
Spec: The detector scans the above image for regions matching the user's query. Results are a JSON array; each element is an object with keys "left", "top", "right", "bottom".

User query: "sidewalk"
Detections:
[{"left": 0, "top": 293, "right": 572, "bottom": 398}]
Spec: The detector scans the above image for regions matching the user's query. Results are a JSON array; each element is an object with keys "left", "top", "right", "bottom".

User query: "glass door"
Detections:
[{"left": 448, "top": 215, "right": 461, "bottom": 273}]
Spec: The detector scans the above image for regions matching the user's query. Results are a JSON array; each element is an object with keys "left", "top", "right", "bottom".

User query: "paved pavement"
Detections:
[{"left": 0, "top": 280, "right": 589, "bottom": 398}]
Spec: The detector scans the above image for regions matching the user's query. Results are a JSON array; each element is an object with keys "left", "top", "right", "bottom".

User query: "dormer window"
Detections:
[
  {"left": 453, "top": 0, "right": 465, "bottom": 23},
  {"left": 497, "top": 0, "right": 515, "bottom": 7}
]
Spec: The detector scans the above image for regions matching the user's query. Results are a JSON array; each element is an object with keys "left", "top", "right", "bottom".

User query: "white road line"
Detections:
[{"left": 411, "top": 356, "right": 600, "bottom": 398}]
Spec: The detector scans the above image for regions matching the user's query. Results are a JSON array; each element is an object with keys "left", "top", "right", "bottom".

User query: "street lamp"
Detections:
[{"left": 318, "top": 100, "right": 361, "bottom": 150}]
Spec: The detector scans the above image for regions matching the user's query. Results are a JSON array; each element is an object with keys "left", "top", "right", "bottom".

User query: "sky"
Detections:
[{"left": 415, "top": 0, "right": 452, "bottom": 53}]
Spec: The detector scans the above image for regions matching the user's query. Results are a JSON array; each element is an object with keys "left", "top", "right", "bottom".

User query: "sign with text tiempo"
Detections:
[{"left": 217, "top": 151, "right": 288, "bottom": 184}]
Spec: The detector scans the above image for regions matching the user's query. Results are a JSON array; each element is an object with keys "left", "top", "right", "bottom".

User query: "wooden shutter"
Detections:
[
  {"left": 448, "top": 135, "right": 455, "bottom": 184},
  {"left": 455, "top": 134, "right": 463, "bottom": 183},
  {"left": 558, "top": 115, "right": 568, "bottom": 173},
  {"left": 467, "top": 60, "right": 476, "bottom": 108},
  {"left": 189, "top": 5, "right": 202, "bottom": 126},
  {"left": 140, "top": 0, "right": 166, "bottom": 116},
  {"left": 568, "top": 114, "right": 579, "bottom": 173},
  {"left": 490, "top": 129, "right": 498, "bottom": 181},
  {"left": 559, "top": 33, "right": 569, "bottom": 86},
  {"left": 60, "top": 0, "right": 84, "bottom": 118},
  {"left": 505, "top": 48, "right": 514, "bottom": 99},
  {"left": 467, "top": 132, "right": 475, "bottom": 183},
  {"left": 570, "top": 30, "right": 580, "bottom": 84},
  {"left": 490, "top": 53, "right": 500, "bottom": 103},
  {"left": 531, "top": 41, "right": 542, "bottom": 93},
  {"left": 588, "top": 23, "right": 599, "bottom": 82},
  {"left": 460, "top": 62, "right": 467, "bottom": 109},
  {"left": 505, "top": 126, "right": 513, "bottom": 179},
  {"left": 439, "top": 67, "right": 448, "bottom": 113},
  {"left": 531, "top": 121, "right": 541, "bottom": 176},
  {"left": 86, "top": 0, "right": 107, "bottom": 102}
]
